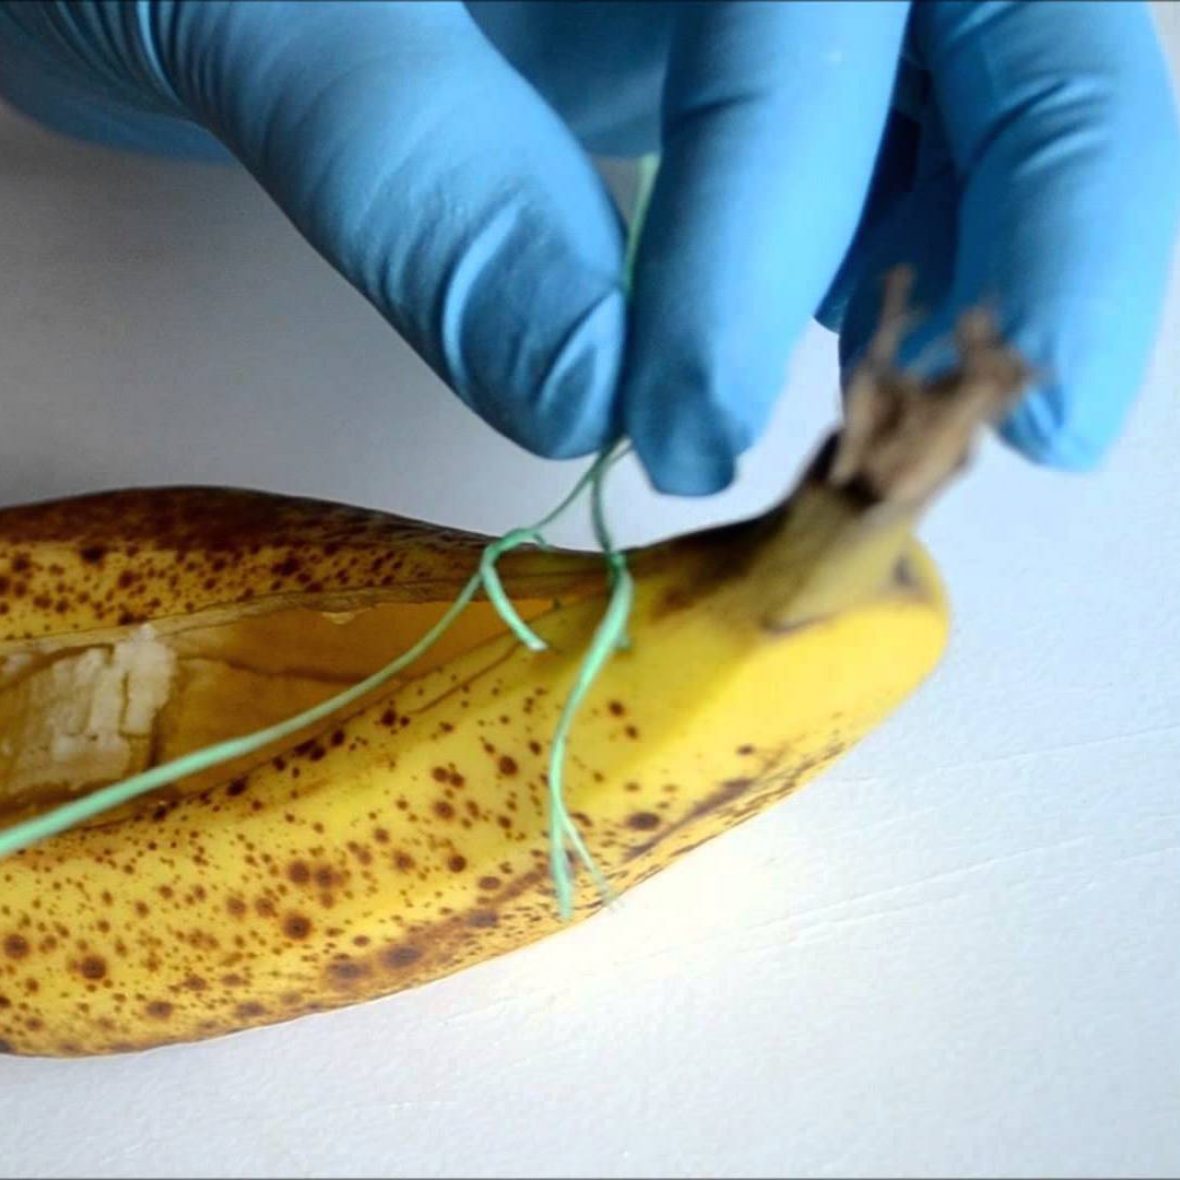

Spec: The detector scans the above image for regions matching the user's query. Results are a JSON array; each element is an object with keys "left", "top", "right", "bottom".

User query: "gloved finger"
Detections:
[
  {"left": 815, "top": 105, "right": 925, "bottom": 335},
  {"left": 830, "top": 98, "right": 962, "bottom": 371},
  {"left": 622, "top": 0, "right": 911, "bottom": 495},
  {"left": 0, "top": 0, "right": 628, "bottom": 459},
  {"left": 905, "top": 0, "right": 1180, "bottom": 469},
  {"left": 0, "top": 3, "right": 232, "bottom": 158},
  {"left": 180, "top": 1, "right": 630, "bottom": 459},
  {"left": 815, "top": 43, "right": 947, "bottom": 334}
]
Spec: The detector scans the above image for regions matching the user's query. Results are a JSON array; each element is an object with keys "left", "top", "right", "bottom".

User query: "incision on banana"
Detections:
[
  {"left": 0, "top": 269, "right": 1030, "bottom": 1057},
  {"left": 0, "top": 597, "right": 555, "bottom": 822}
]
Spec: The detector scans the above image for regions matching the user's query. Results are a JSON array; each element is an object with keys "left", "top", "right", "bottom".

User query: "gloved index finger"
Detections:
[
  {"left": 621, "top": 0, "right": 911, "bottom": 495},
  {"left": 174, "top": 1, "right": 631, "bottom": 464}
]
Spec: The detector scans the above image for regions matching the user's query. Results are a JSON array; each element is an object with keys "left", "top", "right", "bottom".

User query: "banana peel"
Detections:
[{"left": 0, "top": 273, "right": 1028, "bottom": 1056}]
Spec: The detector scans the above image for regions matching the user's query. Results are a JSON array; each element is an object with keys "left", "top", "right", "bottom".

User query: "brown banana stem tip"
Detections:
[{"left": 824, "top": 267, "right": 1032, "bottom": 510}]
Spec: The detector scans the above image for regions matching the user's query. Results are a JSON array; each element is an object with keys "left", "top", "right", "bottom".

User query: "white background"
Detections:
[{"left": 1, "top": 8, "right": 1178, "bottom": 1178}]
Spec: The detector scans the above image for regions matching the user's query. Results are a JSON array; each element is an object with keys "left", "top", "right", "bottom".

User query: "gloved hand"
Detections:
[{"left": 0, "top": 2, "right": 1175, "bottom": 495}]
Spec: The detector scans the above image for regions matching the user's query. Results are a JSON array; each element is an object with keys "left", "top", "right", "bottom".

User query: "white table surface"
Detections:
[{"left": 1, "top": 11, "right": 1178, "bottom": 1178}]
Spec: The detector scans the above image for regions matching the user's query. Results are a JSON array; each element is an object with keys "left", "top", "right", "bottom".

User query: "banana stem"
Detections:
[{"left": 764, "top": 267, "right": 1032, "bottom": 631}]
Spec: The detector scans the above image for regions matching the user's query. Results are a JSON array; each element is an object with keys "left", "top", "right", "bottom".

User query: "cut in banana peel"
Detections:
[{"left": 0, "top": 271, "right": 1027, "bottom": 1057}]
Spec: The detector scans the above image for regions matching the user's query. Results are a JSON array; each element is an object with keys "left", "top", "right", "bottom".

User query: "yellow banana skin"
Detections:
[
  {"left": 0, "top": 472, "right": 947, "bottom": 1057},
  {"left": 0, "top": 484, "right": 606, "bottom": 645},
  {"left": 0, "top": 275, "right": 1026, "bottom": 1057}
]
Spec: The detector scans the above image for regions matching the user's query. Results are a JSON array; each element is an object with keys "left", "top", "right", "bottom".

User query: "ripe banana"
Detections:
[{"left": 0, "top": 279, "right": 1028, "bottom": 1056}]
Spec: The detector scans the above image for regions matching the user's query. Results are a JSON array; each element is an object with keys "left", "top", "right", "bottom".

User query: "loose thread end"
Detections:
[
  {"left": 548, "top": 814, "right": 617, "bottom": 925},
  {"left": 541, "top": 450, "right": 632, "bottom": 919},
  {"left": 481, "top": 529, "right": 550, "bottom": 652}
]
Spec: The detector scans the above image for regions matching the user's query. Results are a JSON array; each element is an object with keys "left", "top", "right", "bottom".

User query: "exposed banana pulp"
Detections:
[
  {"left": 0, "top": 598, "right": 552, "bottom": 820},
  {"left": 0, "top": 629, "right": 173, "bottom": 800}
]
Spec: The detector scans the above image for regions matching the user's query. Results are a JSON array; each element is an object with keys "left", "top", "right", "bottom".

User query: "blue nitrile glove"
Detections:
[{"left": 0, "top": 3, "right": 1175, "bottom": 495}]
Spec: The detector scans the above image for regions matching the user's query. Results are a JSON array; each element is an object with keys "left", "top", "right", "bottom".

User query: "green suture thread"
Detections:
[
  {"left": 482, "top": 149, "right": 660, "bottom": 914},
  {"left": 592, "top": 443, "right": 634, "bottom": 654},
  {"left": 0, "top": 153, "right": 660, "bottom": 916},
  {"left": 624, "top": 153, "right": 660, "bottom": 291},
  {"left": 480, "top": 529, "right": 549, "bottom": 652},
  {"left": 478, "top": 447, "right": 614, "bottom": 654},
  {"left": 479, "top": 445, "right": 634, "bottom": 917}
]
